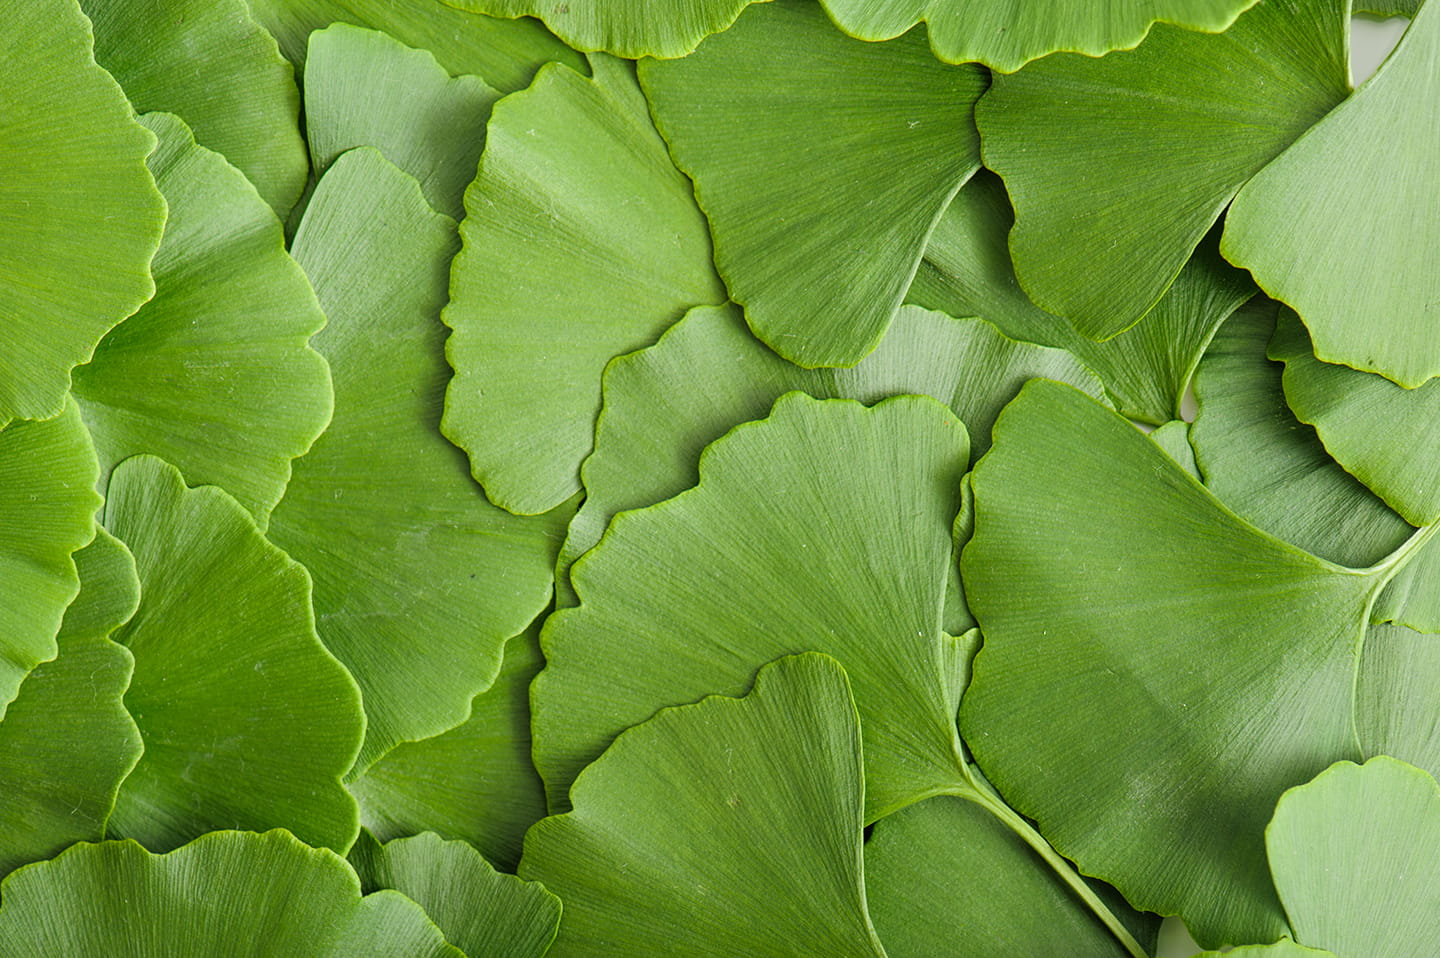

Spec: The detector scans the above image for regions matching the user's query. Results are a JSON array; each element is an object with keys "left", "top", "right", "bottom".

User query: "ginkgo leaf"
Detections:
[
  {"left": 71, "top": 112, "right": 333, "bottom": 529},
  {"left": 977, "top": 0, "right": 1349, "bottom": 340},
  {"left": 104, "top": 456, "right": 364, "bottom": 853},
  {"left": 0, "top": 400, "right": 102, "bottom": 717},
  {"left": 1223, "top": 2, "right": 1440, "bottom": 387},
  {"left": 556, "top": 303, "right": 1104, "bottom": 607},
  {"left": 820, "top": 0, "right": 1259, "bottom": 72},
  {"left": 536, "top": 394, "right": 971, "bottom": 819},
  {"left": 1150, "top": 421, "right": 1200, "bottom": 478},
  {"left": 245, "top": 0, "right": 585, "bottom": 92},
  {"left": 443, "top": 55, "right": 725, "bottom": 514},
  {"left": 349, "top": 625, "right": 548, "bottom": 873},
  {"left": 1266, "top": 758, "right": 1440, "bottom": 957},
  {"left": 436, "top": 0, "right": 763, "bottom": 58},
  {"left": 640, "top": 0, "right": 986, "bottom": 368},
  {"left": 80, "top": 0, "right": 308, "bottom": 216},
  {"left": 0, "top": 830, "right": 460, "bottom": 957},
  {"left": 349, "top": 831, "right": 560, "bottom": 957},
  {"left": 275, "top": 148, "right": 567, "bottom": 774},
  {"left": 1271, "top": 310, "right": 1440, "bottom": 526},
  {"left": 1356, "top": 624, "right": 1440, "bottom": 780},
  {"left": 0, "top": 530, "right": 142, "bottom": 879},
  {"left": 906, "top": 171, "right": 1256, "bottom": 424},
  {"left": 0, "top": 0, "right": 165, "bottom": 427},
  {"left": 521, "top": 653, "right": 888, "bottom": 957},
  {"left": 958, "top": 379, "right": 1433, "bottom": 947},
  {"left": 304, "top": 24, "right": 501, "bottom": 219}
]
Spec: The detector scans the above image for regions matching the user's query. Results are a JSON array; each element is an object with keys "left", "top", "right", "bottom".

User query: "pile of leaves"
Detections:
[{"left": 1, "top": 0, "right": 1436, "bottom": 954}]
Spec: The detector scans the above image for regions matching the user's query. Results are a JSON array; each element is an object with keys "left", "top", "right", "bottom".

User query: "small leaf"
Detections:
[{"left": 1150, "top": 421, "right": 1200, "bottom": 478}]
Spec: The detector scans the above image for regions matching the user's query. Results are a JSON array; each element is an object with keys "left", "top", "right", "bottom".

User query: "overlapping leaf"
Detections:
[
  {"left": 443, "top": 55, "right": 725, "bottom": 514},
  {"left": 977, "top": 0, "right": 1349, "bottom": 339},
  {"left": 0, "top": 0, "right": 165, "bottom": 427},
  {"left": 104, "top": 456, "right": 364, "bottom": 853},
  {"left": 437, "top": 0, "right": 761, "bottom": 57},
  {"left": 640, "top": 0, "right": 986, "bottom": 368},
  {"left": 1356, "top": 624, "right": 1440, "bottom": 780},
  {"left": 1223, "top": 2, "right": 1440, "bottom": 387}
]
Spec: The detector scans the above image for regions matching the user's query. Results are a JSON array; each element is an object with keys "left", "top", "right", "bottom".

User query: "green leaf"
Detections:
[
  {"left": 436, "top": 0, "right": 763, "bottom": 57},
  {"left": 1271, "top": 309, "right": 1440, "bottom": 525},
  {"left": 348, "top": 625, "right": 548, "bottom": 874},
  {"left": 245, "top": 0, "right": 585, "bottom": 92},
  {"left": 1356, "top": 623, "right": 1440, "bottom": 781},
  {"left": 557, "top": 303, "right": 1104, "bottom": 607},
  {"left": 1223, "top": 4, "right": 1440, "bottom": 387},
  {"left": 1355, "top": 0, "right": 1420, "bottom": 13},
  {"left": 0, "top": 830, "right": 459, "bottom": 957},
  {"left": 0, "top": 400, "right": 102, "bottom": 717},
  {"left": 976, "top": 0, "right": 1348, "bottom": 339},
  {"left": 274, "top": 149, "right": 567, "bottom": 775},
  {"left": 639, "top": 0, "right": 986, "bottom": 368},
  {"left": 0, "top": 0, "right": 165, "bottom": 427},
  {"left": 443, "top": 56, "right": 725, "bottom": 514},
  {"left": 907, "top": 171, "right": 1256, "bottom": 424},
  {"left": 303, "top": 24, "right": 501, "bottom": 220},
  {"left": 521, "top": 653, "right": 888, "bottom": 957},
  {"left": 819, "top": 0, "right": 1259, "bottom": 72},
  {"left": 1266, "top": 758, "right": 1440, "bottom": 957},
  {"left": 1195, "top": 945, "right": 1335, "bottom": 957},
  {"left": 1150, "top": 421, "right": 1200, "bottom": 478},
  {"left": 71, "top": 112, "right": 333, "bottom": 529},
  {"left": 349, "top": 831, "right": 560, "bottom": 957},
  {"left": 864, "top": 796, "right": 1150, "bottom": 956},
  {"left": 537, "top": 394, "right": 970, "bottom": 819},
  {"left": 0, "top": 530, "right": 142, "bottom": 879},
  {"left": 959, "top": 379, "right": 1410, "bottom": 947},
  {"left": 80, "top": 0, "right": 307, "bottom": 217},
  {"left": 103, "top": 456, "right": 364, "bottom": 853}
]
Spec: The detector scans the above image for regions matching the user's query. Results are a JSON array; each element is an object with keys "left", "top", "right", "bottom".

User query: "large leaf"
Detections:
[
  {"left": 976, "top": 0, "right": 1349, "bottom": 339},
  {"left": 443, "top": 55, "right": 725, "bottom": 514},
  {"left": 1356, "top": 624, "right": 1440, "bottom": 780},
  {"left": 275, "top": 148, "right": 566, "bottom": 774},
  {"left": 0, "top": 401, "right": 102, "bottom": 716},
  {"left": 104, "top": 456, "right": 364, "bottom": 853},
  {"left": 304, "top": 24, "right": 501, "bottom": 220},
  {"left": 819, "top": 0, "right": 1258, "bottom": 72},
  {"left": 0, "top": 0, "right": 165, "bottom": 426},
  {"left": 349, "top": 625, "right": 548, "bottom": 873},
  {"left": 436, "top": 0, "right": 762, "bottom": 57},
  {"left": 958, "top": 379, "right": 1433, "bottom": 947},
  {"left": 350, "top": 831, "right": 560, "bottom": 957},
  {"left": 0, "top": 830, "right": 459, "bottom": 957},
  {"left": 80, "top": 0, "right": 308, "bottom": 216},
  {"left": 557, "top": 303, "right": 1104, "bottom": 606},
  {"left": 0, "top": 530, "right": 142, "bottom": 878},
  {"left": 1223, "top": 3, "right": 1440, "bottom": 387},
  {"left": 906, "top": 171, "right": 1256, "bottom": 424},
  {"left": 521, "top": 653, "right": 888, "bottom": 957},
  {"left": 640, "top": 0, "right": 986, "bottom": 368},
  {"left": 536, "top": 394, "right": 971, "bottom": 819},
  {"left": 1266, "top": 758, "right": 1440, "bottom": 957},
  {"left": 1271, "top": 310, "right": 1440, "bottom": 525},
  {"left": 245, "top": 0, "right": 585, "bottom": 92},
  {"left": 71, "top": 112, "right": 333, "bottom": 529}
]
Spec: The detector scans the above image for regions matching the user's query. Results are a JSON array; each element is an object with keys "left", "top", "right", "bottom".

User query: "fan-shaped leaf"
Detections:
[
  {"left": 640, "top": 0, "right": 986, "bottom": 368},
  {"left": 437, "top": 0, "right": 762, "bottom": 58}
]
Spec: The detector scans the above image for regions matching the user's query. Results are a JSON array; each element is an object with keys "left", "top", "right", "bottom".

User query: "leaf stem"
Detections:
[{"left": 1372, "top": 520, "right": 1440, "bottom": 586}]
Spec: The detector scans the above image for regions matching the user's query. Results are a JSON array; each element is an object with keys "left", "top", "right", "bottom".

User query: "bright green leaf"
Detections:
[
  {"left": 443, "top": 55, "right": 725, "bottom": 514},
  {"left": 1195, "top": 945, "right": 1335, "bottom": 957},
  {"left": 521, "top": 653, "right": 888, "bottom": 957},
  {"left": 1356, "top": 623, "right": 1440, "bottom": 781},
  {"left": 0, "top": 830, "right": 459, "bottom": 957},
  {"left": 350, "top": 831, "right": 560, "bottom": 957},
  {"left": 1150, "top": 421, "right": 1200, "bottom": 478},
  {"left": 104, "top": 456, "right": 364, "bottom": 853},
  {"left": 906, "top": 171, "right": 1256, "bottom": 424},
  {"left": 304, "top": 24, "right": 501, "bottom": 220},
  {"left": 1266, "top": 758, "right": 1440, "bottom": 957},
  {"left": 437, "top": 0, "right": 764, "bottom": 58},
  {"left": 71, "top": 112, "right": 333, "bottom": 529},
  {"left": 1223, "top": 4, "right": 1440, "bottom": 387},
  {"left": 81, "top": 0, "right": 308, "bottom": 216},
  {"left": 0, "top": 0, "right": 165, "bottom": 427},
  {"left": 0, "top": 401, "right": 102, "bottom": 716},
  {"left": 640, "top": 0, "right": 986, "bottom": 368},
  {"left": 0, "top": 530, "right": 142, "bottom": 878},
  {"left": 976, "top": 0, "right": 1348, "bottom": 339}
]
